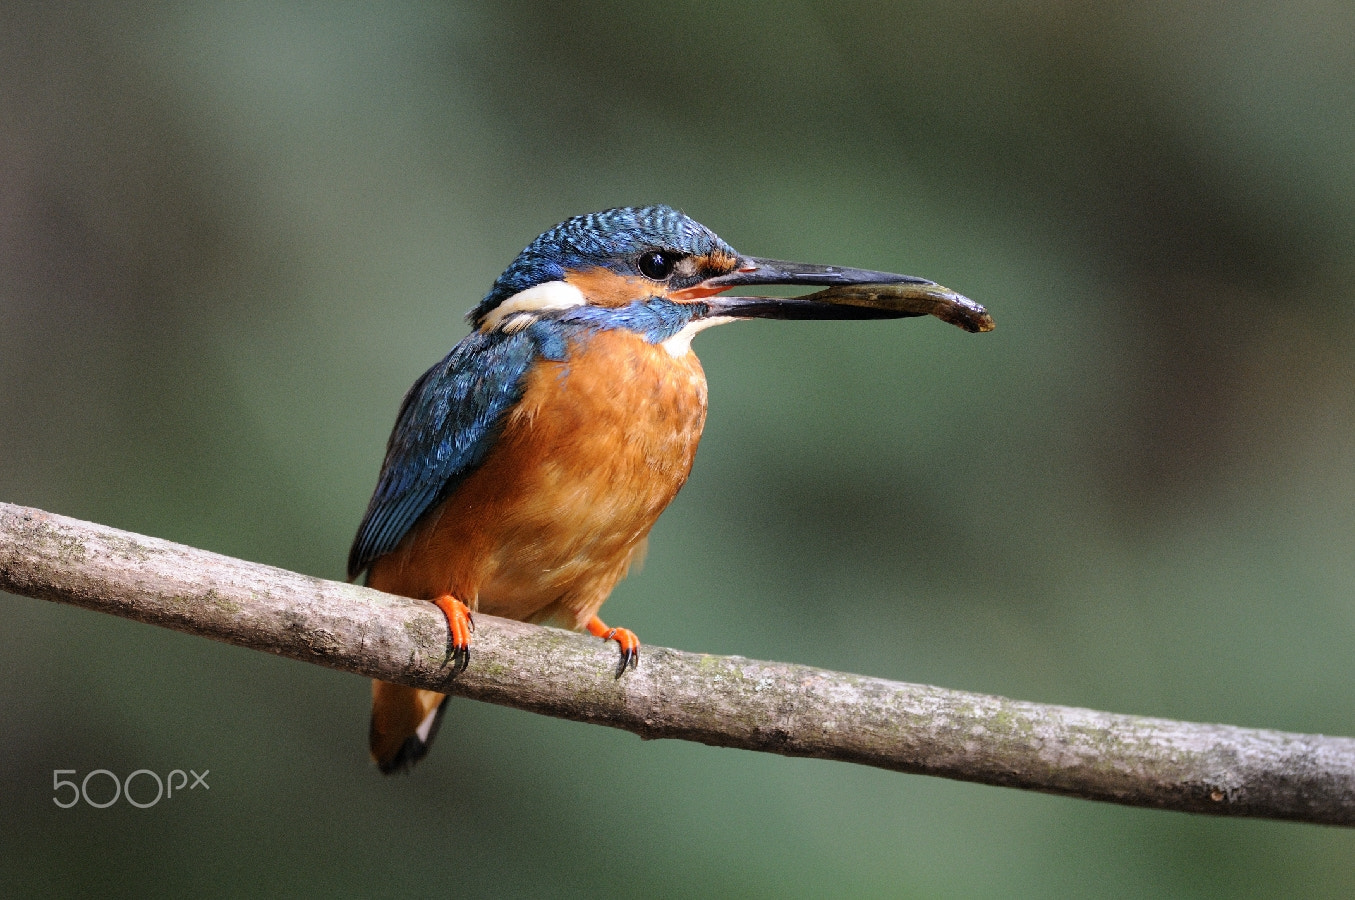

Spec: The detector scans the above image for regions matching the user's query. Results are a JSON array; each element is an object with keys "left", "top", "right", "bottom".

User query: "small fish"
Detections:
[{"left": 802, "top": 282, "right": 995, "bottom": 333}]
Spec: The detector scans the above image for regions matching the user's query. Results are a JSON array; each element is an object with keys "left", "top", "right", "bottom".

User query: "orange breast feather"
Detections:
[{"left": 366, "top": 328, "right": 708, "bottom": 628}]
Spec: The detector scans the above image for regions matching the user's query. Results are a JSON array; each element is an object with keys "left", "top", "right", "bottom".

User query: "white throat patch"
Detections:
[
  {"left": 660, "top": 315, "right": 735, "bottom": 357},
  {"left": 480, "top": 280, "right": 586, "bottom": 331}
]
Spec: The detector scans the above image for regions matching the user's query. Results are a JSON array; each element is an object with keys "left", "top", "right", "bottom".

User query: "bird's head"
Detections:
[{"left": 470, "top": 205, "right": 977, "bottom": 340}]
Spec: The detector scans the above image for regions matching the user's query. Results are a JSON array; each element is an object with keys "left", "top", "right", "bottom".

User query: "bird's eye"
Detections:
[{"left": 637, "top": 250, "right": 676, "bottom": 280}]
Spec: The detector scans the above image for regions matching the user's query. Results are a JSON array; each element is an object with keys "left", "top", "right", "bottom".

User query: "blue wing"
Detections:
[{"left": 347, "top": 327, "right": 543, "bottom": 580}]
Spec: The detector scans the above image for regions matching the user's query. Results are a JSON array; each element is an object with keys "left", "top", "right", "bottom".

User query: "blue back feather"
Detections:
[{"left": 348, "top": 328, "right": 538, "bottom": 578}]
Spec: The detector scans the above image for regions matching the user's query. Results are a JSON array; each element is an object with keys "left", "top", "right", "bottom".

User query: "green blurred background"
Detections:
[{"left": 3, "top": 1, "right": 1353, "bottom": 896}]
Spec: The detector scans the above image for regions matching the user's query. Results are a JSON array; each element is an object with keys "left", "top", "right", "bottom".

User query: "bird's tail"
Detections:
[{"left": 369, "top": 681, "right": 448, "bottom": 774}]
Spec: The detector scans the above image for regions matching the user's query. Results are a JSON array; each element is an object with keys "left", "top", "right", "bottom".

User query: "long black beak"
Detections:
[
  {"left": 703, "top": 257, "right": 936, "bottom": 292},
  {"left": 700, "top": 256, "right": 994, "bottom": 332}
]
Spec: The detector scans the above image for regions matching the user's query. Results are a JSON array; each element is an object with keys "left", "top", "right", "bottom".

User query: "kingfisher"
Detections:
[{"left": 349, "top": 205, "right": 985, "bottom": 772}]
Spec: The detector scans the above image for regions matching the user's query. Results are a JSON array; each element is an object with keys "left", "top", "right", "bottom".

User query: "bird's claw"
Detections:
[
  {"left": 615, "top": 639, "right": 640, "bottom": 679},
  {"left": 586, "top": 620, "right": 640, "bottom": 679},
  {"left": 445, "top": 642, "right": 470, "bottom": 677},
  {"left": 432, "top": 595, "right": 474, "bottom": 677}
]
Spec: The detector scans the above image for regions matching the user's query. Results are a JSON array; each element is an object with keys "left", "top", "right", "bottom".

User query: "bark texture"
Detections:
[{"left": 1, "top": 502, "right": 1352, "bottom": 825}]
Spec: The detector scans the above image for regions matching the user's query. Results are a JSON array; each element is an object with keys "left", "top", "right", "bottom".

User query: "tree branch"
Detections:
[{"left": 1, "top": 501, "right": 1351, "bottom": 826}]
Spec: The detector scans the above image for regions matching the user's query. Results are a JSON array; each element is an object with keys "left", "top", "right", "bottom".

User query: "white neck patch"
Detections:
[
  {"left": 660, "top": 315, "right": 735, "bottom": 357},
  {"left": 480, "top": 280, "right": 586, "bottom": 331}
]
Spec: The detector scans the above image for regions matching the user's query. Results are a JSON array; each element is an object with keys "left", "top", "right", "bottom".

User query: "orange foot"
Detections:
[
  {"left": 431, "top": 595, "right": 474, "bottom": 676},
  {"left": 586, "top": 615, "right": 640, "bottom": 678}
]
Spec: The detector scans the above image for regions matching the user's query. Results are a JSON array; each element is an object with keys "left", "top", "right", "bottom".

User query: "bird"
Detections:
[{"left": 349, "top": 204, "right": 975, "bottom": 772}]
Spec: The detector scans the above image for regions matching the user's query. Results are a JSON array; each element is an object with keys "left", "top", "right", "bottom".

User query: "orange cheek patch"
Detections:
[
  {"left": 670, "top": 250, "right": 744, "bottom": 300},
  {"left": 564, "top": 267, "right": 658, "bottom": 307},
  {"left": 567, "top": 251, "right": 745, "bottom": 304},
  {"left": 703, "top": 249, "right": 741, "bottom": 273}
]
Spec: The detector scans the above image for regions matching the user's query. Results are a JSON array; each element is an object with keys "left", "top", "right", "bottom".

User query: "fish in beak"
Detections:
[{"left": 695, "top": 257, "right": 994, "bottom": 333}]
